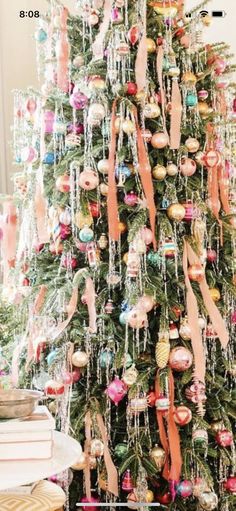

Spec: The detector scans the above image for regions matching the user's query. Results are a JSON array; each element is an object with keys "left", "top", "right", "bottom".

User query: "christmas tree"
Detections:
[{"left": 1, "top": 0, "right": 236, "bottom": 509}]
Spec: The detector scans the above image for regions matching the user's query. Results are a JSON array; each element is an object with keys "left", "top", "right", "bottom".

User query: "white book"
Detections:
[
  {"left": 0, "top": 405, "right": 55, "bottom": 433},
  {"left": 0, "top": 439, "right": 53, "bottom": 460},
  {"left": 0, "top": 429, "right": 52, "bottom": 443}
]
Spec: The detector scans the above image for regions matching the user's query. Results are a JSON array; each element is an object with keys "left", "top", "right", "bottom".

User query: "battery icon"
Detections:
[{"left": 211, "top": 10, "right": 226, "bottom": 17}]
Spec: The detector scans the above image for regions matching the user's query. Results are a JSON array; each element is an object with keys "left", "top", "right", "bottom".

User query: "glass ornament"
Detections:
[
  {"left": 99, "top": 350, "right": 114, "bottom": 369},
  {"left": 169, "top": 346, "right": 193, "bottom": 371},
  {"left": 79, "top": 226, "right": 94, "bottom": 242}
]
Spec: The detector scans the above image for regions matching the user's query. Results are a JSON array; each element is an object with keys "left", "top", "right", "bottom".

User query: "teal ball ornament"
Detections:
[
  {"left": 47, "top": 350, "right": 57, "bottom": 366},
  {"left": 35, "top": 28, "right": 47, "bottom": 43},
  {"left": 114, "top": 443, "right": 129, "bottom": 459},
  {"left": 79, "top": 226, "right": 94, "bottom": 242},
  {"left": 99, "top": 350, "right": 114, "bottom": 369},
  {"left": 185, "top": 93, "right": 198, "bottom": 107},
  {"left": 124, "top": 353, "right": 133, "bottom": 368},
  {"left": 119, "top": 312, "right": 128, "bottom": 325},
  {"left": 147, "top": 251, "right": 161, "bottom": 267}
]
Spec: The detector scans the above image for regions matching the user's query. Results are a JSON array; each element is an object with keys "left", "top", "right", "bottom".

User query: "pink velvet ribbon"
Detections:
[
  {"left": 107, "top": 99, "right": 119, "bottom": 242},
  {"left": 35, "top": 184, "right": 50, "bottom": 244},
  {"left": 0, "top": 200, "right": 17, "bottom": 285},
  {"left": 57, "top": 7, "right": 70, "bottom": 93},
  {"left": 92, "top": 0, "right": 112, "bottom": 60},
  {"left": 82, "top": 276, "right": 97, "bottom": 333}
]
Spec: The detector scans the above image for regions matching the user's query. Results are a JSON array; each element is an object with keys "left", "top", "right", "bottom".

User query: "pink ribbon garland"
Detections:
[
  {"left": 156, "top": 45, "right": 169, "bottom": 141},
  {"left": 57, "top": 7, "right": 70, "bottom": 93},
  {"left": 0, "top": 201, "right": 17, "bottom": 286},
  {"left": 35, "top": 183, "right": 50, "bottom": 244},
  {"left": 92, "top": 0, "right": 112, "bottom": 60},
  {"left": 170, "top": 78, "right": 182, "bottom": 150}
]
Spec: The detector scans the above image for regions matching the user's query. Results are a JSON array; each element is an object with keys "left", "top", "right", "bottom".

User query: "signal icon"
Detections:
[{"left": 199, "top": 10, "right": 209, "bottom": 17}]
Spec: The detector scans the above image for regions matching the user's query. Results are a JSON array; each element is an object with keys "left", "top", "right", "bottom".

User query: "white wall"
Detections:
[{"left": 0, "top": 0, "right": 235, "bottom": 193}]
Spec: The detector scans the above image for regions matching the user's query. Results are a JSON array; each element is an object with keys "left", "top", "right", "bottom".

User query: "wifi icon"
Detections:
[{"left": 200, "top": 10, "right": 209, "bottom": 17}]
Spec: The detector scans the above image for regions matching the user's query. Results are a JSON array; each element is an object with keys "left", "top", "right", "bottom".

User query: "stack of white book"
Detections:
[{"left": 0, "top": 405, "right": 55, "bottom": 461}]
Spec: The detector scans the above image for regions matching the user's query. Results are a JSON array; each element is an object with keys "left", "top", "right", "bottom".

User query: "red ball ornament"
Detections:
[
  {"left": 45, "top": 379, "right": 65, "bottom": 396},
  {"left": 128, "top": 25, "right": 139, "bottom": 45},
  {"left": 188, "top": 264, "right": 204, "bottom": 283},
  {"left": 224, "top": 476, "right": 236, "bottom": 494},
  {"left": 169, "top": 347, "right": 193, "bottom": 372},
  {"left": 215, "top": 429, "right": 233, "bottom": 447},
  {"left": 56, "top": 174, "right": 70, "bottom": 193},
  {"left": 72, "top": 369, "right": 81, "bottom": 383},
  {"left": 214, "top": 57, "right": 227, "bottom": 75},
  {"left": 157, "top": 492, "right": 172, "bottom": 505},
  {"left": 147, "top": 390, "right": 157, "bottom": 407},
  {"left": 173, "top": 405, "right": 192, "bottom": 425},
  {"left": 207, "top": 249, "right": 217, "bottom": 263},
  {"left": 62, "top": 371, "right": 74, "bottom": 385},
  {"left": 89, "top": 201, "right": 100, "bottom": 218},
  {"left": 81, "top": 496, "right": 99, "bottom": 511},
  {"left": 125, "top": 82, "right": 138, "bottom": 95}
]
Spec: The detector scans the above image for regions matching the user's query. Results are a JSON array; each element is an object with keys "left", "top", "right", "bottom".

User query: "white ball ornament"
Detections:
[{"left": 72, "top": 350, "right": 89, "bottom": 368}]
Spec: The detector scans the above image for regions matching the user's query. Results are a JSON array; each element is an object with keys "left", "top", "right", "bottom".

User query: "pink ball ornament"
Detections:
[
  {"left": 140, "top": 227, "right": 153, "bottom": 245},
  {"left": 44, "top": 110, "right": 55, "bottom": 134},
  {"left": 204, "top": 150, "right": 221, "bottom": 168},
  {"left": 62, "top": 371, "right": 74, "bottom": 385},
  {"left": 124, "top": 191, "right": 138, "bottom": 206},
  {"left": 151, "top": 132, "right": 169, "bottom": 149},
  {"left": 56, "top": 174, "right": 70, "bottom": 193},
  {"left": 198, "top": 90, "right": 209, "bottom": 101},
  {"left": 128, "top": 309, "right": 148, "bottom": 329},
  {"left": 26, "top": 98, "right": 37, "bottom": 114},
  {"left": 169, "top": 347, "right": 193, "bottom": 372},
  {"left": 182, "top": 201, "right": 200, "bottom": 221},
  {"left": 106, "top": 376, "right": 127, "bottom": 404},
  {"left": 214, "top": 57, "right": 227, "bottom": 75},
  {"left": 224, "top": 476, "right": 236, "bottom": 494},
  {"left": 21, "top": 146, "right": 38, "bottom": 164},
  {"left": 180, "top": 157, "right": 197, "bottom": 177},
  {"left": 62, "top": 255, "right": 78, "bottom": 270},
  {"left": 69, "top": 92, "right": 88, "bottom": 110},
  {"left": 78, "top": 170, "right": 99, "bottom": 191},
  {"left": 215, "top": 429, "right": 233, "bottom": 447},
  {"left": 81, "top": 496, "right": 100, "bottom": 511},
  {"left": 231, "top": 311, "right": 236, "bottom": 324},
  {"left": 176, "top": 480, "right": 193, "bottom": 498},
  {"left": 207, "top": 249, "right": 217, "bottom": 263},
  {"left": 60, "top": 224, "right": 71, "bottom": 240},
  {"left": 137, "top": 294, "right": 155, "bottom": 312}
]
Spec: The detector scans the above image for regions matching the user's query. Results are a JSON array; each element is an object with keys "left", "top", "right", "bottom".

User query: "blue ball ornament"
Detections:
[
  {"left": 47, "top": 350, "right": 57, "bottom": 366},
  {"left": 35, "top": 28, "right": 47, "bottom": 43},
  {"left": 185, "top": 93, "right": 198, "bottom": 107},
  {"left": 99, "top": 350, "right": 114, "bottom": 369},
  {"left": 119, "top": 311, "right": 128, "bottom": 325},
  {"left": 79, "top": 226, "right": 94, "bottom": 242},
  {"left": 115, "top": 164, "right": 131, "bottom": 180},
  {"left": 42, "top": 152, "right": 55, "bottom": 165}
]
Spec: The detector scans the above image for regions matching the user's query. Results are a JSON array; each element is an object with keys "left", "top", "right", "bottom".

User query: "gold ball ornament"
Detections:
[
  {"left": 118, "top": 221, "right": 127, "bottom": 233},
  {"left": 88, "top": 76, "right": 106, "bottom": 91},
  {"left": 90, "top": 438, "right": 104, "bottom": 457},
  {"left": 114, "top": 116, "right": 121, "bottom": 134},
  {"left": 229, "top": 360, "right": 236, "bottom": 377},
  {"left": 185, "top": 137, "right": 200, "bottom": 153},
  {"left": 146, "top": 38, "right": 156, "bottom": 53},
  {"left": 151, "top": 132, "right": 169, "bottom": 149},
  {"left": 143, "top": 100, "right": 161, "bottom": 119},
  {"left": 166, "top": 162, "right": 178, "bottom": 176},
  {"left": 210, "top": 420, "right": 224, "bottom": 433},
  {"left": 97, "top": 159, "right": 109, "bottom": 174},
  {"left": 198, "top": 491, "right": 218, "bottom": 511},
  {"left": 74, "top": 211, "right": 93, "bottom": 229},
  {"left": 123, "top": 252, "right": 129, "bottom": 264},
  {"left": 100, "top": 183, "right": 108, "bottom": 196},
  {"left": 167, "top": 203, "right": 186, "bottom": 222},
  {"left": 152, "top": 165, "right": 167, "bottom": 180},
  {"left": 135, "top": 90, "right": 147, "bottom": 104},
  {"left": 209, "top": 288, "right": 221, "bottom": 302},
  {"left": 198, "top": 101, "right": 209, "bottom": 116},
  {"left": 168, "top": 66, "right": 180, "bottom": 78},
  {"left": 72, "top": 350, "right": 89, "bottom": 368},
  {"left": 188, "top": 263, "right": 204, "bottom": 283},
  {"left": 146, "top": 490, "right": 154, "bottom": 503},
  {"left": 122, "top": 365, "right": 138, "bottom": 386},
  {"left": 122, "top": 119, "right": 136, "bottom": 135},
  {"left": 150, "top": 445, "right": 166, "bottom": 470},
  {"left": 179, "top": 317, "right": 191, "bottom": 340},
  {"left": 150, "top": 0, "right": 178, "bottom": 17},
  {"left": 182, "top": 71, "right": 197, "bottom": 85}
]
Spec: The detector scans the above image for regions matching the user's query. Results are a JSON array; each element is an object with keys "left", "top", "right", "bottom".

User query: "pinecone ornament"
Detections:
[{"left": 155, "top": 331, "right": 170, "bottom": 369}]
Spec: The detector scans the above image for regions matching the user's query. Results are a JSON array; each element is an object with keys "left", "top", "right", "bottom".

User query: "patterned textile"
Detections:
[{"left": 0, "top": 480, "right": 65, "bottom": 511}]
